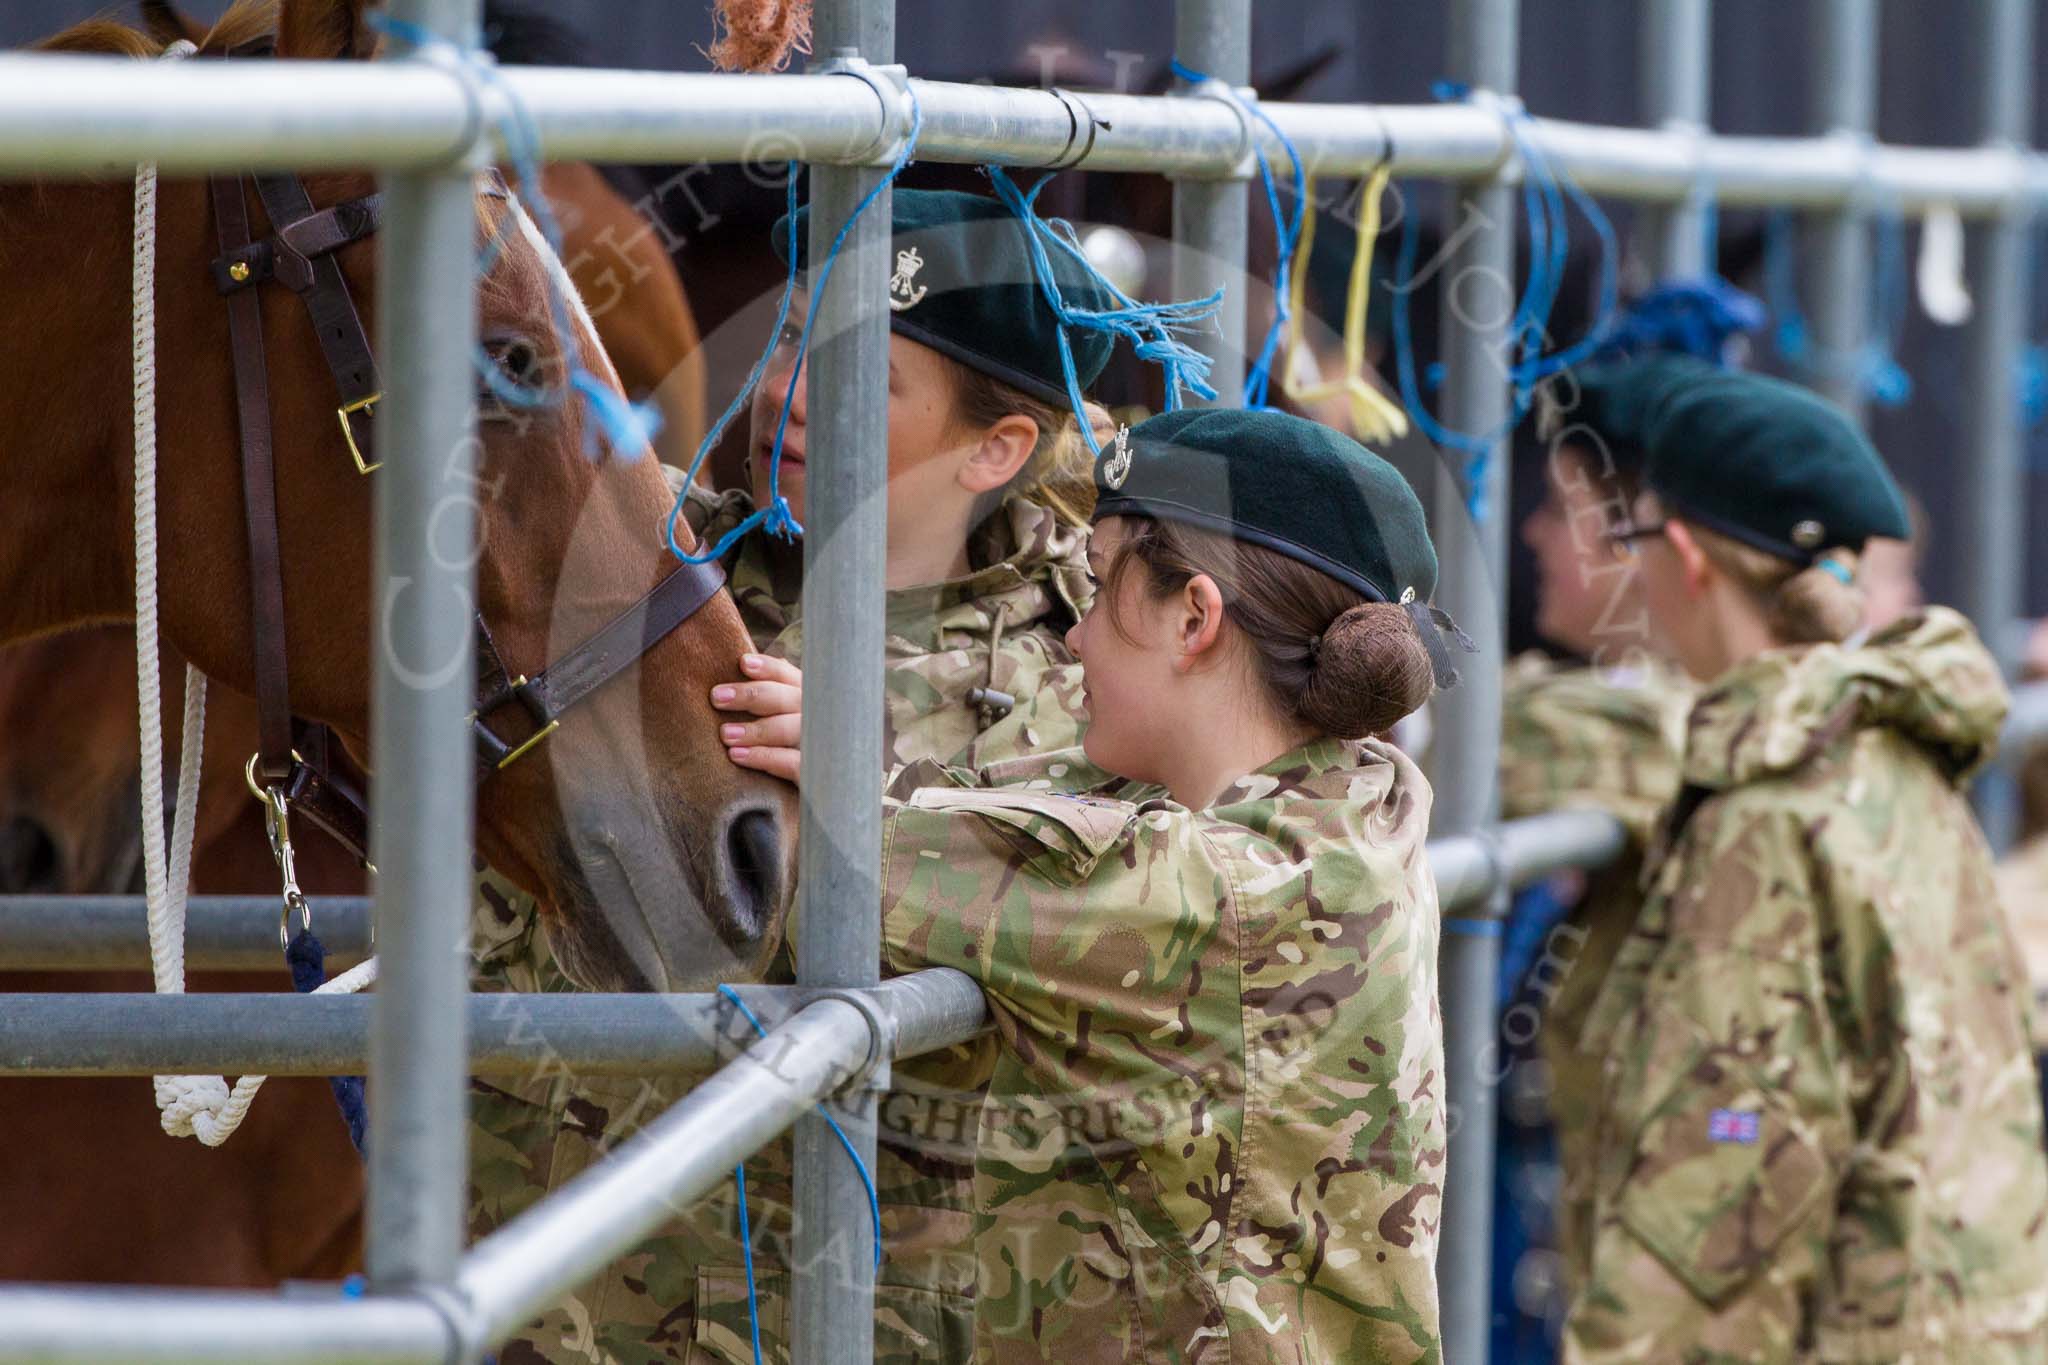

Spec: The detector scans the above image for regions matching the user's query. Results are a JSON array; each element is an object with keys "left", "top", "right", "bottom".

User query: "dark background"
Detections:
[{"left": 10, "top": 0, "right": 2045, "bottom": 629}]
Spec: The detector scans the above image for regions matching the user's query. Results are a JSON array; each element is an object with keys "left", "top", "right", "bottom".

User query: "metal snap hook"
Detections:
[{"left": 245, "top": 753, "right": 312, "bottom": 948}]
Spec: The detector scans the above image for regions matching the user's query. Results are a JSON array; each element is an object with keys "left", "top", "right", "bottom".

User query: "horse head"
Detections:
[{"left": 6, "top": 0, "right": 796, "bottom": 989}]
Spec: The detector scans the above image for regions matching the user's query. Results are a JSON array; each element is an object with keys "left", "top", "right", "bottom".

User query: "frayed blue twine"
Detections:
[
  {"left": 715, "top": 984, "right": 883, "bottom": 1365},
  {"left": 1388, "top": 83, "right": 1620, "bottom": 523},
  {"left": 1170, "top": 59, "right": 1306, "bottom": 412},
  {"left": 2019, "top": 345, "right": 2048, "bottom": 428},
  {"left": 1595, "top": 278, "right": 1766, "bottom": 367},
  {"left": 664, "top": 91, "right": 927, "bottom": 566},
  {"left": 1763, "top": 206, "right": 1913, "bottom": 407},
  {"left": 982, "top": 167, "right": 1223, "bottom": 455},
  {"left": 370, "top": 14, "right": 663, "bottom": 461}
]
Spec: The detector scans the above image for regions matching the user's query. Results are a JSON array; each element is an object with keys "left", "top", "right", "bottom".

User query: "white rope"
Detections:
[{"left": 132, "top": 39, "right": 377, "bottom": 1146}]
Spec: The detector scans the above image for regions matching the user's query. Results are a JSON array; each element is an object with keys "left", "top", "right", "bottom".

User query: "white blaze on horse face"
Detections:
[{"left": 506, "top": 194, "right": 653, "bottom": 461}]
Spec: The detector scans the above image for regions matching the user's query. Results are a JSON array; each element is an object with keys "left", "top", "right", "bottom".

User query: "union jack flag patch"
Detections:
[{"left": 1708, "top": 1108, "right": 1761, "bottom": 1144}]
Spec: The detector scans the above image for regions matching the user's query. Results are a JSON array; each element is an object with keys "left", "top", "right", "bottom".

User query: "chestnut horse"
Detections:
[
  {"left": 0, "top": 0, "right": 795, "bottom": 1285},
  {"left": 0, "top": 0, "right": 718, "bottom": 907}
]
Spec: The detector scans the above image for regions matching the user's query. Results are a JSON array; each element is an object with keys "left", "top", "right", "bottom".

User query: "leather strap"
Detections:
[
  {"left": 207, "top": 158, "right": 736, "bottom": 869},
  {"left": 211, "top": 174, "right": 296, "bottom": 783},
  {"left": 212, "top": 195, "right": 382, "bottom": 295},
  {"left": 253, "top": 175, "right": 382, "bottom": 438},
  {"left": 282, "top": 723, "right": 372, "bottom": 861},
  {"left": 519, "top": 559, "right": 730, "bottom": 725}
]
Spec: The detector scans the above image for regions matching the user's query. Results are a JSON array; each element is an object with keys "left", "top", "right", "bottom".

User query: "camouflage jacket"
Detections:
[
  {"left": 1497, "top": 653, "right": 1690, "bottom": 1279},
  {"left": 468, "top": 483, "right": 1099, "bottom": 1364},
  {"left": 1563, "top": 609, "right": 2048, "bottom": 1365},
  {"left": 875, "top": 737, "right": 1447, "bottom": 1363},
  {"left": 1996, "top": 834, "right": 2048, "bottom": 1051}
]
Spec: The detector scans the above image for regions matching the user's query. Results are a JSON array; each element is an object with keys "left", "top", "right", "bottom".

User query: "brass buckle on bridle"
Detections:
[
  {"left": 337, "top": 393, "right": 381, "bottom": 475},
  {"left": 470, "top": 675, "right": 561, "bottom": 771},
  {"left": 245, "top": 753, "right": 312, "bottom": 949}
]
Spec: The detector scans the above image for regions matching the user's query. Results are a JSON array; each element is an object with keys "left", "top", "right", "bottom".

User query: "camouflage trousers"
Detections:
[
  {"left": 469, "top": 1046, "right": 992, "bottom": 1364},
  {"left": 468, "top": 870, "right": 993, "bottom": 1363}
]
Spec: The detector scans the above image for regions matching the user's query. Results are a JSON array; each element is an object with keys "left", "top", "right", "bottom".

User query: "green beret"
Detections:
[
  {"left": 1093, "top": 407, "right": 1438, "bottom": 605},
  {"left": 776, "top": 189, "right": 1117, "bottom": 407},
  {"left": 1541, "top": 353, "right": 1720, "bottom": 475},
  {"left": 1643, "top": 369, "right": 1910, "bottom": 561}
]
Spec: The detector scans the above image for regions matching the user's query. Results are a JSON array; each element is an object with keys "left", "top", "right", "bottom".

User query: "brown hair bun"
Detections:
[{"left": 1299, "top": 602, "right": 1437, "bottom": 738}]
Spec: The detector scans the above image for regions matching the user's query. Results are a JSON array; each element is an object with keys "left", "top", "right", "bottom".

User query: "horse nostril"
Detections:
[
  {"left": 724, "top": 808, "right": 785, "bottom": 945},
  {"left": 0, "top": 817, "right": 61, "bottom": 893}
]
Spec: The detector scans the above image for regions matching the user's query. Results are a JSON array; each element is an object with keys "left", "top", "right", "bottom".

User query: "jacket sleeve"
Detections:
[
  {"left": 1498, "top": 658, "right": 1687, "bottom": 846},
  {"left": 1564, "top": 795, "right": 1851, "bottom": 1364},
  {"left": 876, "top": 784, "right": 1171, "bottom": 991}
]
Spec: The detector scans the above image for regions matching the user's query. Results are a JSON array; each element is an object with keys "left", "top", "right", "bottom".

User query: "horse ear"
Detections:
[
  {"left": 1253, "top": 43, "right": 1342, "bottom": 102},
  {"left": 275, "top": 0, "right": 379, "bottom": 61},
  {"left": 138, "top": 0, "right": 206, "bottom": 46}
]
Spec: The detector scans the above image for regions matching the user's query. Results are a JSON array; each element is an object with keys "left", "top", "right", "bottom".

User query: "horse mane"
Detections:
[{"left": 31, "top": 0, "right": 278, "bottom": 57}]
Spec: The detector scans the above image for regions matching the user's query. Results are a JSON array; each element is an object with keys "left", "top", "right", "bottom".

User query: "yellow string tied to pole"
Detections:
[{"left": 1281, "top": 166, "right": 1412, "bottom": 446}]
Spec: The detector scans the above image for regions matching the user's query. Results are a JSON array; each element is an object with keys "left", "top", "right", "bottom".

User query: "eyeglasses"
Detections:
[{"left": 1603, "top": 517, "right": 1669, "bottom": 557}]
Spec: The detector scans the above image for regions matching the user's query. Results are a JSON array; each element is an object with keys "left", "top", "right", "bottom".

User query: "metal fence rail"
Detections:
[
  {"left": 0, "top": 969, "right": 989, "bottom": 1363},
  {"left": 0, "top": 808, "right": 1637, "bottom": 1079},
  {"left": 1, "top": 0, "right": 2041, "bottom": 1361},
  {"left": 1, "top": 55, "right": 2046, "bottom": 213}
]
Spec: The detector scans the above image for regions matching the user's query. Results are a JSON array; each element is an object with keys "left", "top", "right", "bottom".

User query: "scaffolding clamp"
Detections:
[
  {"left": 814, "top": 52, "right": 915, "bottom": 169},
  {"left": 1171, "top": 73, "right": 1260, "bottom": 181},
  {"left": 813, "top": 986, "right": 896, "bottom": 1095}
]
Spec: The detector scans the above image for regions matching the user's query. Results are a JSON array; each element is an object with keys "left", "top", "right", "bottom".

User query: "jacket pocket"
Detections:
[
  {"left": 1615, "top": 1051, "right": 1832, "bottom": 1306},
  {"left": 902, "top": 785, "right": 1137, "bottom": 881}
]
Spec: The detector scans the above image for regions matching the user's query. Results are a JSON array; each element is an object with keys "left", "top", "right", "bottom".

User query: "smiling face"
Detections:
[
  {"left": 1520, "top": 439, "right": 1648, "bottom": 662},
  {"left": 1064, "top": 517, "right": 1191, "bottom": 786},
  {"left": 748, "top": 292, "right": 977, "bottom": 529}
]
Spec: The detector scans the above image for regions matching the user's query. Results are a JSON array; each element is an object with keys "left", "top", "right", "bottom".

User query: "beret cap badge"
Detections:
[
  {"left": 888, "top": 246, "right": 928, "bottom": 312},
  {"left": 1103, "top": 423, "right": 1133, "bottom": 489}
]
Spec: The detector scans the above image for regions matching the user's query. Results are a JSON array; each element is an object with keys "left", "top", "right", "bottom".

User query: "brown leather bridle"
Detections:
[{"left": 206, "top": 162, "right": 727, "bottom": 872}]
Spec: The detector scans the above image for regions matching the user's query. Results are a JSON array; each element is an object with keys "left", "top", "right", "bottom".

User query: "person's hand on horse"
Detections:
[{"left": 713, "top": 653, "right": 802, "bottom": 782}]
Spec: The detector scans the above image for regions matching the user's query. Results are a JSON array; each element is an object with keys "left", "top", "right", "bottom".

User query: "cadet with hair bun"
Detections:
[
  {"left": 1563, "top": 369, "right": 2048, "bottom": 1361},
  {"left": 731, "top": 408, "right": 1470, "bottom": 1361},
  {"left": 471, "top": 187, "right": 1182, "bottom": 1365}
]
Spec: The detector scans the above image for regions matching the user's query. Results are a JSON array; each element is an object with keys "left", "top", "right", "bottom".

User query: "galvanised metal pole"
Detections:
[
  {"left": 3, "top": 56, "right": 2046, "bottom": 208},
  {"left": 465, "top": 998, "right": 885, "bottom": 1346},
  {"left": 1432, "top": 0, "right": 1518, "bottom": 1359},
  {"left": 1172, "top": 0, "right": 1250, "bottom": 407},
  {"left": 1638, "top": 0, "right": 1712, "bottom": 278},
  {"left": 368, "top": 0, "right": 483, "bottom": 1302},
  {"left": 1805, "top": 0, "right": 1877, "bottom": 422},
  {"left": 793, "top": 0, "right": 894, "bottom": 1356},
  {"left": 1959, "top": 0, "right": 2034, "bottom": 852},
  {"left": 0, "top": 972, "right": 991, "bottom": 1079}
]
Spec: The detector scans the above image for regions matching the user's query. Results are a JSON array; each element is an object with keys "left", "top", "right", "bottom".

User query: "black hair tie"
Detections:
[{"left": 1400, "top": 589, "right": 1478, "bottom": 689}]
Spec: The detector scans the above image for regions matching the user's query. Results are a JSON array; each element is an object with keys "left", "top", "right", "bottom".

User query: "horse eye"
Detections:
[
  {"left": 479, "top": 335, "right": 547, "bottom": 419},
  {"left": 494, "top": 337, "right": 542, "bottom": 387}
]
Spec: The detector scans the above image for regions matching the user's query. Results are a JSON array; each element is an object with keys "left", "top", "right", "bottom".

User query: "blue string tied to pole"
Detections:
[
  {"left": 369, "top": 13, "right": 665, "bottom": 462},
  {"left": 715, "top": 984, "right": 883, "bottom": 1365},
  {"left": 1595, "top": 277, "right": 1767, "bottom": 367},
  {"left": 1168, "top": 59, "right": 1308, "bottom": 413},
  {"left": 1387, "top": 82, "right": 1622, "bottom": 523},
  {"left": 1762, "top": 205, "right": 1914, "bottom": 407},
  {"left": 663, "top": 89, "right": 927, "bottom": 566},
  {"left": 981, "top": 167, "right": 1224, "bottom": 457},
  {"left": 2019, "top": 344, "right": 2048, "bottom": 428}
]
